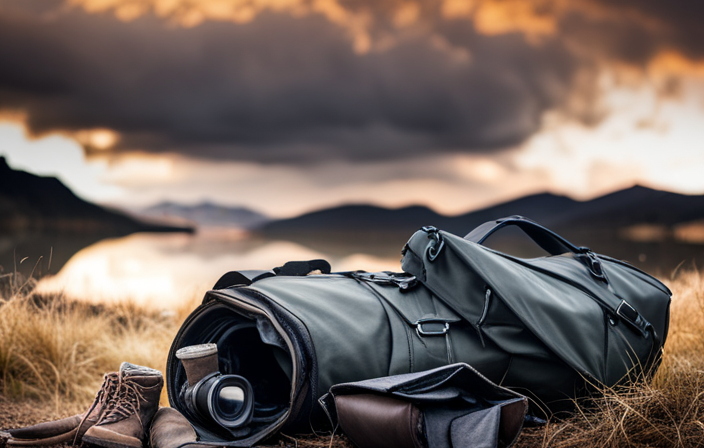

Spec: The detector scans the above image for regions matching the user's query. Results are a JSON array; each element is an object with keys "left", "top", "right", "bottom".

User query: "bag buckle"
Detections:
[
  {"left": 415, "top": 319, "right": 454, "bottom": 363},
  {"left": 422, "top": 226, "right": 444, "bottom": 262},
  {"left": 415, "top": 318, "right": 450, "bottom": 337},
  {"left": 616, "top": 300, "right": 649, "bottom": 337},
  {"left": 352, "top": 272, "right": 418, "bottom": 290},
  {"left": 616, "top": 300, "right": 639, "bottom": 323},
  {"left": 577, "top": 247, "right": 606, "bottom": 282}
]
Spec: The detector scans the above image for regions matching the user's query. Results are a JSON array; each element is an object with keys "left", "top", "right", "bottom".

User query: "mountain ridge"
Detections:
[
  {"left": 0, "top": 156, "right": 193, "bottom": 234},
  {"left": 259, "top": 184, "right": 704, "bottom": 238},
  {"left": 140, "top": 201, "right": 269, "bottom": 229}
]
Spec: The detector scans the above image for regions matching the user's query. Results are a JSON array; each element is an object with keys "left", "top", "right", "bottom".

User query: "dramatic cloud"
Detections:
[
  {"left": 583, "top": 0, "right": 704, "bottom": 63},
  {"left": 0, "top": 0, "right": 581, "bottom": 163},
  {"left": 0, "top": 0, "right": 703, "bottom": 165}
]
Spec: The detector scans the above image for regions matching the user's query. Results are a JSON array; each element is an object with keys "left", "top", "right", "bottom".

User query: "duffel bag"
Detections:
[
  {"left": 401, "top": 216, "right": 671, "bottom": 410},
  {"left": 165, "top": 217, "right": 671, "bottom": 446}
]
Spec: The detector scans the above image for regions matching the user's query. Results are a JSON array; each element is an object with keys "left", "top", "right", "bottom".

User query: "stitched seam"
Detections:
[{"left": 353, "top": 278, "right": 412, "bottom": 374}]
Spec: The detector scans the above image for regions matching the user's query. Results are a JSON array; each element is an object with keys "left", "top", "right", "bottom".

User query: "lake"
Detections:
[
  {"left": 2, "top": 227, "right": 703, "bottom": 309},
  {"left": 1, "top": 229, "right": 401, "bottom": 308}
]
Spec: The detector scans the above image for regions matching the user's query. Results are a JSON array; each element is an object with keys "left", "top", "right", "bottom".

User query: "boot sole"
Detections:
[
  {"left": 6, "top": 428, "right": 78, "bottom": 446},
  {"left": 82, "top": 434, "right": 142, "bottom": 448}
]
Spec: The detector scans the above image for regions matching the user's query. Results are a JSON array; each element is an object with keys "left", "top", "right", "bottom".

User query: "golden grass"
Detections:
[
  {"left": 0, "top": 272, "right": 197, "bottom": 410},
  {"left": 1, "top": 270, "right": 704, "bottom": 447}
]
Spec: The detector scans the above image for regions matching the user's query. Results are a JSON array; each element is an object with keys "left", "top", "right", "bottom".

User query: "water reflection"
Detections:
[
  {"left": 33, "top": 231, "right": 401, "bottom": 308},
  {"left": 0, "top": 230, "right": 108, "bottom": 278}
]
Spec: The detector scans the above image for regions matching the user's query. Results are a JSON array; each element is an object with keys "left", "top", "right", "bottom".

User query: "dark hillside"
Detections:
[{"left": 0, "top": 157, "right": 193, "bottom": 234}]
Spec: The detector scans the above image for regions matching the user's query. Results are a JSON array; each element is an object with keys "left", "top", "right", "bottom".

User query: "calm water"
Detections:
[
  {"left": 1, "top": 230, "right": 401, "bottom": 309},
  {"left": 2, "top": 228, "right": 704, "bottom": 309}
]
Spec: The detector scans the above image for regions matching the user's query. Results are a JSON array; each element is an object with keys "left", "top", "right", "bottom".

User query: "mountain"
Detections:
[
  {"left": 257, "top": 185, "right": 704, "bottom": 240},
  {"left": 259, "top": 192, "right": 581, "bottom": 238},
  {"left": 552, "top": 185, "right": 704, "bottom": 229},
  {"left": 261, "top": 204, "right": 442, "bottom": 237},
  {"left": 441, "top": 192, "right": 580, "bottom": 235},
  {"left": 141, "top": 202, "right": 269, "bottom": 229},
  {"left": 0, "top": 157, "right": 193, "bottom": 234}
]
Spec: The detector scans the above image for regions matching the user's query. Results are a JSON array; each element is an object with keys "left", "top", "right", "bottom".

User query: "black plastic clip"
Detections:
[
  {"left": 577, "top": 247, "right": 606, "bottom": 282},
  {"left": 422, "top": 226, "right": 444, "bottom": 262},
  {"left": 616, "top": 300, "right": 650, "bottom": 338}
]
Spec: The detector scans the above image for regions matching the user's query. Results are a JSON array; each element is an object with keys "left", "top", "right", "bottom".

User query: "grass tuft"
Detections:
[{"left": 0, "top": 274, "right": 191, "bottom": 408}]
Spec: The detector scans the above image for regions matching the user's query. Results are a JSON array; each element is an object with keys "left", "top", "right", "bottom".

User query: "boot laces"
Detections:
[
  {"left": 72, "top": 373, "right": 118, "bottom": 446},
  {"left": 100, "top": 375, "right": 149, "bottom": 425},
  {"left": 95, "top": 374, "right": 120, "bottom": 413}
]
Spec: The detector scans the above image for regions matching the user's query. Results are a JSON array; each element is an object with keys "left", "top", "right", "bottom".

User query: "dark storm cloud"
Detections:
[
  {"left": 4, "top": 0, "right": 703, "bottom": 164},
  {"left": 0, "top": 2, "right": 581, "bottom": 162},
  {"left": 583, "top": 0, "right": 704, "bottom": 63}
]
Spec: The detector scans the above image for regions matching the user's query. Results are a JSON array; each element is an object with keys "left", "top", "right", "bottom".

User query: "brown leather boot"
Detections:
[
  {"left": 82, "top": 362, "right": 163, "bottom": 448},
  {"left": 148, "top": 408, "right": 198, "bottom": 448},
  {"left": 4, "top": 372, "right": 119, "bottom": 446}
]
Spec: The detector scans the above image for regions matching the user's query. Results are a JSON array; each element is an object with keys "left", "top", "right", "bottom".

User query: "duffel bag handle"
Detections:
[
  {"left": 464, "top": 215, "right": 582, "bottom": 256},
  {"left": 464, "top": 215, "right": 607, "bottom": 280},
  {"left": 463, "top": 216, "right": 658, "bottom": 344}
]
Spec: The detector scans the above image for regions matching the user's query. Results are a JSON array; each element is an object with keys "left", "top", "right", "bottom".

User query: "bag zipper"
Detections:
[{"left": 474, "top": 288, "right": 491, "bottom": 348}]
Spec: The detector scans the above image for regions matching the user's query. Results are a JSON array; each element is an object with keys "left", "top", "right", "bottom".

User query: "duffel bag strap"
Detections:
[
  {"left": 461, "top": 217, "right": 655, "bottom": 339},
  {"left": 274, "top": 259, "right": 331, "bottom": 276},
  {"left": 464, "top": 215, "right": 581, "bottom": 256},
  {"left": 213, "top": 270, "right": 275, "bottom": 288},
  {"left": 213, "top": 259, "right": 332, "bottom": 289}
]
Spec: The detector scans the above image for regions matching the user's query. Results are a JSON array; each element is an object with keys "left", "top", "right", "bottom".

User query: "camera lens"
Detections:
[
  {"left": 192, "top": 374, "right": 253, "bottom": 430},
  {"left": 177, "top": 344, "right": 255, "bottom": 432},
  {"left": 217, "top": 385, "right": 245, "bottom": 417}
]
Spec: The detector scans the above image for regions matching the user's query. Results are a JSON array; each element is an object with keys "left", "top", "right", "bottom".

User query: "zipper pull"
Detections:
[
  {"left": 474, "top": 288, "right": 492, "bottom": 348},
  {"left": 422, "top": 226, "right": 445, "bottom": 261},
  {"left": 578, "top": 247, "right": 607, "bottom": 282}
]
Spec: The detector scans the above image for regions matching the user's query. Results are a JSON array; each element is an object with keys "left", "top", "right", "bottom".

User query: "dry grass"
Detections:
[
  {"left": 1, "top": 270, "right": 704, "bottom": 447},
  {"left": 0, "top": 271, "right": 197, "bottom": 410}
]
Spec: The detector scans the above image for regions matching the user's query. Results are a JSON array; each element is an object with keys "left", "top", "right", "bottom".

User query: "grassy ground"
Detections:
[{"left": 0, "top": 270, "right": 702, "bottom": 447}]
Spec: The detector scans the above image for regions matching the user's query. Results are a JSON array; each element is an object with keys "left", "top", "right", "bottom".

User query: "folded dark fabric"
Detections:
[
  {"left": 320, "top": 363, "right": 528, "bottom": 448},
  {"left": 149, "top": 407, "right": 199, "bottom": 448}
]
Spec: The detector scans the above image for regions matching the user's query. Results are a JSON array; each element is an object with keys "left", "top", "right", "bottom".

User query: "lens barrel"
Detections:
[
  {"left": 177, "top": 344, "right": 255, "bottom": 431},
  {"left": 212, "top": 375, "right": 253, "bottom": 429}
]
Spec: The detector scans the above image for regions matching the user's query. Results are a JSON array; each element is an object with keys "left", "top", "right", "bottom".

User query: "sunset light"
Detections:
[
  {"left": 3, "top": 2, "right": 704, "bottom": 446},
  {"left": 75, "top": 128, "right": 119, "bottom": 151}
]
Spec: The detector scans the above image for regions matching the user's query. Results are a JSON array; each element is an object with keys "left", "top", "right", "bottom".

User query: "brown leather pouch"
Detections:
[{"left": 335, "top": 394, "right": 424, "bottom": 448}]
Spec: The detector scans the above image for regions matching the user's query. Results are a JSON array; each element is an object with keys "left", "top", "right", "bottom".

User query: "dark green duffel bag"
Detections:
[
  {"left": 166, "top": 216, "right": 671, "bottom": 446},
  {"left": 402, "top": 216, "right": 671, "bottom": 410}
]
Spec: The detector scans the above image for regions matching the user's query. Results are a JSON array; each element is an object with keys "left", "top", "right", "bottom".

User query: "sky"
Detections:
[{"left": 1, "top": 0, "right": 704, "bottom": 218}]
